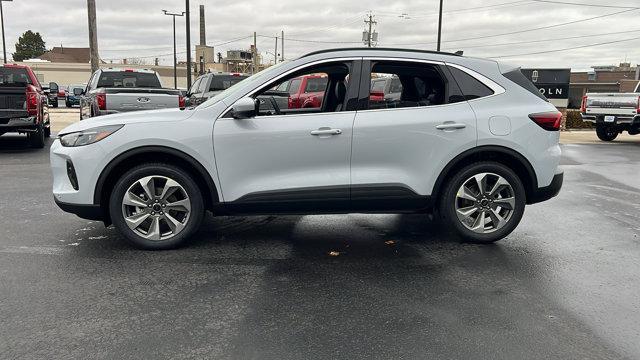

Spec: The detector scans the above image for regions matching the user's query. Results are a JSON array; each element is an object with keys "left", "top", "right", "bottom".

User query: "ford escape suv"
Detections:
[{"left": 51, "top": 48, "right": 563, "bottom": 250}]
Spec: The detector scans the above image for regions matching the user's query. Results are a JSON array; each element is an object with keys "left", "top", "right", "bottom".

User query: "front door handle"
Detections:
[
  {"left": 311, "top": 128, "right": 342, "bottom": 136},
  {"left": 436, "top": 122, "right": 467, "bottom": 131}
]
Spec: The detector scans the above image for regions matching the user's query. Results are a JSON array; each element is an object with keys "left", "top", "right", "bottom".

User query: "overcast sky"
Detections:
[{"left": 2, "top": 0, "right": 639, "bottom": 70}]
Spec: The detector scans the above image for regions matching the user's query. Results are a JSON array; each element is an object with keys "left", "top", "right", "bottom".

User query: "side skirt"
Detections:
[{"left": 212, "top": 184, "right": 433, "bottom": 216}]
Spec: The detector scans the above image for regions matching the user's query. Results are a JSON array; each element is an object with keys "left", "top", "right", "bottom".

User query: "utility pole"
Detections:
[
  {"left": 0, "top": 0, "right": 12, "bottom": 64},
  {"left": 163, "top": 10, "right": 185, "bottom": 90},
  {"left": 437, "top": 0, "right": 444, "bottom": 51},
  {"left": 252, "top": 31, "right": 257, "bottom": 74},
  {"left": 363, "top": 13, "right": 377, "bottom": 48},
  {"left": 185, "top": 0, "right": 192, "bottom": 89},
  {"left": 274, "top": 34, "right": 278, "bottom": 64},
  {"left": 281, "top": 30, "right": 285, "bottom": 62},
  {"left": 87, "top": 0, "right": 99, "bottom": 73}
]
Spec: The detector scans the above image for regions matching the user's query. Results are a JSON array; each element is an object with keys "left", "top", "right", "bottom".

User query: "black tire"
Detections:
[
  {"left": 65, "top": 101, "right": 71, "bottom": 108},
  {"left": 52, "top": 101, "right": 59, "bottom": 108},
  {"left": 596, "top": 125, "right": 618, "bottom": 142},
  {"left": 439, "top": 162, "right": 526, "bottom": 244},
  {"left": 44, "top": 126, "right": 51, "bottom": 138},
  {"left": 109, "top": 163, "right": 205, "bottom": 250},
  {"left": 28, "top": 122, "right": 45, "bottom": 149}
]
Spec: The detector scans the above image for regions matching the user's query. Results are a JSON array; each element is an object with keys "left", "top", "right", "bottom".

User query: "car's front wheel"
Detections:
[
  {"left": 109, "top": 163, "right": 205, "bottom": 250},
  {"left": 439, "top": 162, "right": 526, "bottom": 243}
]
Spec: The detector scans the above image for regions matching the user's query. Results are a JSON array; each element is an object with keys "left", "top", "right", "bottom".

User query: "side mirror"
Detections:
[
  {"left": 73, "top": 88, "right": 84, "bottom": 96},
  {"left": 231, "top": 97, "right": 258, "bottom": 119},
  {"left": 49, "top": 82, "right": 59, "bottom": 93}
]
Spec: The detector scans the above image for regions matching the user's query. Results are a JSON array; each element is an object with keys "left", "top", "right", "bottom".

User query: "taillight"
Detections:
[
  {"left": 529, "top": 112, "right": 562, "bottom": 131},
  {"left": 26, "top": 85, "right": 38, "bottom": 116},
  {"left": 637, "top": 96, "right": 640, "bottom": 114},
  {"left": 288, "top": 97, "right": 293, "bottom": 109},
  {"left": 178, "top": 95, "right": 186, "bottom": 108},
  {"left": 581, "top": 96, "right": 588, "bottom": 113},
  {"left": 96, "top": 93, "right": 106, "bottom": 110}
]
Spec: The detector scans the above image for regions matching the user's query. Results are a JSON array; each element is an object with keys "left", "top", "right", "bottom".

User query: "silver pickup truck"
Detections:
[
  {"left": 581, "top": 82, "right": 640, "bottom": 141},
  {"left": 79, "top": 68, "right": 184, "bottom": 120}
]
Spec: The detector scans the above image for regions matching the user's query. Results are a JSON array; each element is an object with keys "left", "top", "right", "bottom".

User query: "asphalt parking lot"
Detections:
[{"left": 1, "top": 110, "right": 639, "bottom": 359}]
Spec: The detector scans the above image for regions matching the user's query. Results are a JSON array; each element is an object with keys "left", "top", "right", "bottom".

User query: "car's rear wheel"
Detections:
[
  {"left": 28, "top": 122, "right": 45, "bottom": 148},
  {"left": 596, "top": 124, "right": 618, "bottom": 142},
  {"left": 439, "top": 162, "right": 526, "bottom": 243},
  {"left": 109, "top": 163, "right": 204, "bottom": 250}
]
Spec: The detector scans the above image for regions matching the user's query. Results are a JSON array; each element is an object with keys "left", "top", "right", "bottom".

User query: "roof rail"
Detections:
[{"left": 301, "top": 47, "right": 462, "bottom": 58}]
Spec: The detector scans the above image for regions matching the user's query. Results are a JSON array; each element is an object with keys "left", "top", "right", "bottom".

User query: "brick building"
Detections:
[{"left": 569, "top": 63, "right": 640, "bottom": 108}]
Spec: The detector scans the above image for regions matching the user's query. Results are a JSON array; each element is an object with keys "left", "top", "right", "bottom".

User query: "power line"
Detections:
[
  {"left": 383, "top": 7, "right": 639, "bottom": 46},
  {"left": 257, "top": 34, "right": 361, "bottom": 44},
  {"left": 492, "top": 36, "right": 640, "bottom": 58},
  {"left": 529, "top": 0, "right": 640, "bottom": 9},
  {"left": 451, "top": 29, "right": 640, "bottom": 50},
  {"left": 287, "top": 14, "right": 366, "bottom": 37},
  {"left": 377, "top": 0, "right": 533, "bottom": 18}
]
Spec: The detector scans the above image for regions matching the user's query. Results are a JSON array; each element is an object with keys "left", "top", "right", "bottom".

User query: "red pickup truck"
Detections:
[
  {"left": 277, "top": 74, "right": 327, "bottom": 109},
  {"left": 0, "top": 64, "right": 52, "bottom": 148}
]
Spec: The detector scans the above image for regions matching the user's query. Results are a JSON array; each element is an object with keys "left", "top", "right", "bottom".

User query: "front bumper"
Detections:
[
  {"left": 51, "top": 139, "right": 107, "bottom": 207},
  {"left": 54, "top": 198, "right": 104, "bottom": 221},
  {"left": 528, "top": 172, "right": 564, "bottom": 204}
]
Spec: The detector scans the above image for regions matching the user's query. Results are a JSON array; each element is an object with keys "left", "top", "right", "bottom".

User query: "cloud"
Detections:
[{"left": 1, "top": 0, "right": 638, "bottom": 69}]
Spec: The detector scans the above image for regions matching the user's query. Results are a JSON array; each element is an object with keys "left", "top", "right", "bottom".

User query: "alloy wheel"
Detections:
[
  {"left": 454, "top": 172, "right": 516, "bottom": 234},
  {"left": 121, "top": 176, "right": 192, "bottom": 241}
]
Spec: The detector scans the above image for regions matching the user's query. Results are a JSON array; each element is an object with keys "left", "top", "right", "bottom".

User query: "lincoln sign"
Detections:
[{"left": 522, "top": 69, "right": 571, "bottom": 108}]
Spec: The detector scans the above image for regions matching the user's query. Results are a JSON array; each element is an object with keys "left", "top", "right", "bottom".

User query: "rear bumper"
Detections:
[
  {"left": 528, "top": 172, "right": 563, "bottom": 204},
  {"left": 0, "top": 116, "right": 38, "bottom": 132},
  {"left": 54, "top": 198, "right": 104, "bottom": 221},
  {"left": 582, "top": 114, "right": 639, "bottom": 124}
]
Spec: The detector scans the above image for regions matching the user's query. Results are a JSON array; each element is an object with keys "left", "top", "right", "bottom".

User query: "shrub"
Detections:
[{"left": 564, "top": 110, "right": 593, "bottom": 130}]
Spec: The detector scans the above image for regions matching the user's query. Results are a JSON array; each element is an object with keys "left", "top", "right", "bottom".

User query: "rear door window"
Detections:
[{"left": 367, "top": 61, "right": 448, "bottom": 110}]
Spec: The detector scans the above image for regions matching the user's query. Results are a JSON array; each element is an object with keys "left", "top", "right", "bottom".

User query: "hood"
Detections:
[{"left": 59, "top": 107, "right": 197, "bottom": 135}]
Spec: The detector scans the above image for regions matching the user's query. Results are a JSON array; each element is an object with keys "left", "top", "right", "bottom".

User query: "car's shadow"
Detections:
[{"left": 0, "top": 134, "right": 53, "bottom": 154}]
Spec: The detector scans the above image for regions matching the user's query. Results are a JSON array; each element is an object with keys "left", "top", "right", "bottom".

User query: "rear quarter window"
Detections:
[
  {"left": 448, "top": 66, "right": 494, "bottom": 100},
  {"left": 502, "top": 69, "right": 547, "bottom": 101}
]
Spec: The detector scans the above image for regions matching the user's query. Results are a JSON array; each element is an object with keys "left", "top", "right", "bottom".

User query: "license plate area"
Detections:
[{"left": 604, "top": 115, "right": 616, "bottom": 123}]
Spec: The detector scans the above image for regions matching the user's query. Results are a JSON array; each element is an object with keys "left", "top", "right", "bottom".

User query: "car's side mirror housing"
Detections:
[
  {"left": 73, "top": 88, "right": 84, "bottom": 96},
  {"left": 231, "top": 97, "right": 258, "bottom": 119},
  {"left": 49, "top": 82, "right": 59, "bottom": 93}
]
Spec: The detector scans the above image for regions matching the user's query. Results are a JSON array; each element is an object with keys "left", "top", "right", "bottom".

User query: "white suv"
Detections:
[{"left": 51, "top": 48, "right": 564, "bottom": 249}]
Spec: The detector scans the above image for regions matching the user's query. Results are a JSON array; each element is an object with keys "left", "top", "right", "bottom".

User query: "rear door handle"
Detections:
[
  {"left": 311, "top": 128, "right": 342, "bottom": 136},
  {"left": 436, "top": 122, "right": 467, "bottom": 131}
]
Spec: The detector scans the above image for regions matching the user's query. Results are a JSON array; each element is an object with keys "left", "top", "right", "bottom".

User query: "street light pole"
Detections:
[
  {"left": 437, "top": 0, "right": 444, "bottom": 51},
  {"left": 185, "top": 0, "right": 192, "bottom": 89},
  {"left": 163, "top": 10, "right": 185, "bottom": 89},
  {"left": 0, "top": 0, "right": 13, "bottom": 64}
]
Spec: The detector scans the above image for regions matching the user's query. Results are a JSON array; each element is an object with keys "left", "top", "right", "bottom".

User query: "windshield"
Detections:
[
  {"left": 0, "top": 67, "right": 32, "bottom": 87},
  {"left": 201, "top": 61, "right": 289, "bottom": 107},
  {"left": 97, "top": 71, "right": 162, "bottom": 88}
]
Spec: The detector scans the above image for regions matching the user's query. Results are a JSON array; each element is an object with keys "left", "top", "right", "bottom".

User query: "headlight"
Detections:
[{"left": 59, "top": 125, "right": 123, "bottom": 147}]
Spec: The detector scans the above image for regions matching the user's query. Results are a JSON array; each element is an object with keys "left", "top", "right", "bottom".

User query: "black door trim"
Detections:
[{"left": 213, "top": 184, "right": 431, "bottom": 216}]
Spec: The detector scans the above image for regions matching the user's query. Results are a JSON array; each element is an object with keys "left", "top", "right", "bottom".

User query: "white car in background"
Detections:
[{"left": 51, "top": 48, "right": 563, "bottom": 250}]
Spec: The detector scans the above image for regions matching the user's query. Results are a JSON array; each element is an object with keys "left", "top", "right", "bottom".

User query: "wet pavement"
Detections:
[{"left": 1, "top": 134, "right": 639, "bottom": 359}]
